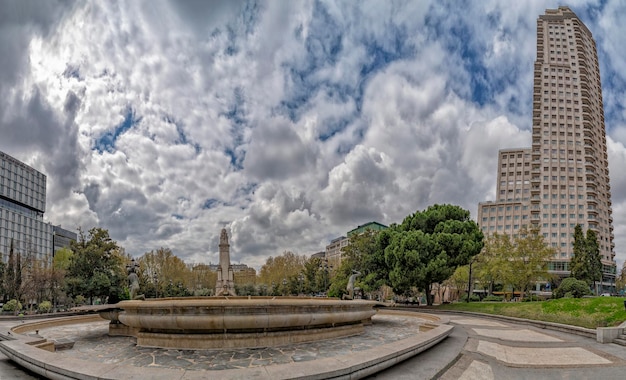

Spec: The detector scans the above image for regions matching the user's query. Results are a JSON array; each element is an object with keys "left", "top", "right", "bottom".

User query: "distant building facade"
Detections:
[
  {"left": 325, "top": 221, "right": 388, "bottom": 267},
  {"left": 52, "top": 225, "right": 77, "bottom": 255},
  {"left": 0, "top": 151, "right": 52, "bottom": 263},
  {"left": 347, "top": 222, "right": 388, "bottom": 237},
  {"left": 310, "top": 251, "right": 325, "bottom": 259},
  {"left": 206, "top": 261, "right": 257, "bottom": 287},
  {"left": 325, "top": 236, "right": 349, "bottom": 268},
  {"left": 477, "top": 7, "right": 616, "bottom": 291}
]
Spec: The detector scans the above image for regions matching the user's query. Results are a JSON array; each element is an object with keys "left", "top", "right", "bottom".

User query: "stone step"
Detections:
[
  {"left": 613, "top": 338, "right": 626, "bottom": 346},
  {"left": 54, "top": 338, "right": 75, "bottom": 350}
]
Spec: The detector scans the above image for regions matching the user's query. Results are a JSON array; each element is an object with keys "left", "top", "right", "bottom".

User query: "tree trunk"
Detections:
[{"left": 426, "top": 284, "right": 433, "bottom": 305}]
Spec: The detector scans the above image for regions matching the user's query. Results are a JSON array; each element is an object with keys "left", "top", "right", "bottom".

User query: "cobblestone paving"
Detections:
[{"left": 37, "top": 314, "right": 424, "bottom": 371}]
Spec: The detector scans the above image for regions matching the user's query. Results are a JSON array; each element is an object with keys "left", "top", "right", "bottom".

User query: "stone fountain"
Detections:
[{"left": 99, "top": 228, "right": 379, "bottom": 349}]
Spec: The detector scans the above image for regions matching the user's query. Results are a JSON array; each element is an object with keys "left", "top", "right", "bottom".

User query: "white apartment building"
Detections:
[{"left": 478, "top": 7, "right": 616, "bottom": 290}]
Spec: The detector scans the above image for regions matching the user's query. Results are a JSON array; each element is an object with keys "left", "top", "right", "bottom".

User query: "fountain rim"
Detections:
[{"left": 116, "top": 296, "right": 382, "bottom": 309}]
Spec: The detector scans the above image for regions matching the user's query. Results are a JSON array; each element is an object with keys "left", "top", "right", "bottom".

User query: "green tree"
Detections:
[
  {"left": 506, "top": 227, "right": 555, "bottom": 300},
  {"left": 0, "top": 260, "right": 5, "bottom": 301},
  {"left": 444, "top": 265, "right": 469, "bottom": 301},
  {"left": 189, "top": 264, "right": 217, "bottom": 296},
  {"left": 616, "top": 261, "right": 626, "bottom": 295},
  {"left": 258, "top": 251, "right": 307, "bottom": 294},
  {"left": 38, "top": 300, "right": 52, "bottom": 313},
  {"left": 53, "top": 247, "right": 73, "bottom": 271},
  {"left": 15, "top": 252, "right": 22, "bottom": 302},
  {"left": 235, "top": 283, "right": 258, "bottom": 296},
  {"left": 570, "top": 224, "right": 590, "bottom": 284},
  {"left": 51, "top": 247, "right": 73, "bottom": 310},
  {"left": 4, "top": 240, "right": 16, "bottom": 302},
  {"left": 586, "top": 229, "right": 602, "bottom": 295},
  {"left": 4, "top": 241, "right": 25, "bottom": 304},
  {"left": 20, "top": 251, "right": 51, "bottom": 311},
  {"left": 338, "top": 229, "right": 388, "bottom": 299},
  {"left": 553, "top": 277, "right": 590, "bottom": 298},
  {"left": 478, "top": 229, "right": 554, "bottom": 300},
  {"left": 302, "top": 256, "right": 324, "bottom": 295},
  {"left": 137, "top": 248, "right": 191, "bottom": 297},
  {"left": 65, "top": 228, "right": 125, "bottom": 304},
  {"left": 383, "top": 204, "right": 484, "bottom": 305},
  {"left": 2, "top": 299, "right": 22, "bottom": 313},
  {"left": 474, "top": 234, "right": 510, "bottom": 296},
  {"left": 570, "top": 225, "right": 603, "bottom": 294}
]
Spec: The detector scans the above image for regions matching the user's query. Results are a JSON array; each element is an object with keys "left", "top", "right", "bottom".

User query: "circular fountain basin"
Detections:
[{"left": 112, "top": 296, "right": 379, "bottom": 349}]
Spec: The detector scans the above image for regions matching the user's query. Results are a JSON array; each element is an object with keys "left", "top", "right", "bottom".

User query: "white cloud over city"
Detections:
[{"left": 1, "top": 0, "right": 625, "bottom": 269}]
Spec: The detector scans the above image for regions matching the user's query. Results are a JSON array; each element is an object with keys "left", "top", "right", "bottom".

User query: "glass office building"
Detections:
[{"left": 0, "top": 151, "right": 52, "bottom": 263}]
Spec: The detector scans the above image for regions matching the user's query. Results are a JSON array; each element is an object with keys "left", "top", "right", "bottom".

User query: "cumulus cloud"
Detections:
[{"left": 1, "top": 0, "right": 626, "bottom": 270}]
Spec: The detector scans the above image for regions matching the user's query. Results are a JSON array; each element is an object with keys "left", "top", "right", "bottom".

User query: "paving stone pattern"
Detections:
[
  {"left": 438, "top": 315, "right": 626, "bottom": 380},
  {"left": 37, "top": 314, "right": 424, "bottom": 371}
]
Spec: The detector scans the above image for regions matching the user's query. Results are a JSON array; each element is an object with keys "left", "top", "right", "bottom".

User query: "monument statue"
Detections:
[
  {"left": 343, "top": 270, "right": 361, "bottom": 300},
  {"left": 215, "top": 228, "right": 237, "bottom": 296},
  {"left": 127, "top": 265, "right": 144, "bottom": 300}
]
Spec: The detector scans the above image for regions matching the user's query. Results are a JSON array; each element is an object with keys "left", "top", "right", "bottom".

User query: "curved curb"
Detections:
[
  {"left": 415, "top": 308, "right": 596, "bottom": 339},
  {"left": 0, "top": 310, "right": 453, "bottom": 380}
]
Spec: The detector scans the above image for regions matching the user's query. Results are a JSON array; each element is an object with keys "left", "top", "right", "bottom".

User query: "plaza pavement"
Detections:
[
  {"left": 0, "top": 319, "right": 42, "bottom": 379},
  {"left": 0, "top": 310, "right": 452, "bottom": 379},
  {"left": 0, "top": 351, "right": 41, "bottom": 379},
  {"left": 370, "top": 312, "right": 626, "bottom": 380},
  {"left": 2, "top": 310, "right": 626, "bottom": 379}
]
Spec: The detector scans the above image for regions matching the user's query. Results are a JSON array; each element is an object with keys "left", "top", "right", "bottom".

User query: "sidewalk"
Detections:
[{"left": 440, "top": 315, "right": 626, "bottom": 379}]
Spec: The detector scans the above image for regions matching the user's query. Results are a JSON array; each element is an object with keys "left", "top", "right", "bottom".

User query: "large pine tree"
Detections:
[{"left": 383, "top": 204, "right": 484, "bottom": 305}]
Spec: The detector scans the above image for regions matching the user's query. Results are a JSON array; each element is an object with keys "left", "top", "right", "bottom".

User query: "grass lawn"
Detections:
[{"left": 435, "top": 297, "right": 626, "bottom": 329}]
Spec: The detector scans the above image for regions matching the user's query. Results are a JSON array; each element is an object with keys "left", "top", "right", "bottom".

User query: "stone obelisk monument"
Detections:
[{"left": 215, "top": 228, "right": 236, "bottom": 296}]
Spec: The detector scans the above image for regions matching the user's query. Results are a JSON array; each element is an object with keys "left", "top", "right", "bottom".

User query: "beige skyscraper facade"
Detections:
[{"left": 478, "top": 7, "right": 616, "bottom": 290}]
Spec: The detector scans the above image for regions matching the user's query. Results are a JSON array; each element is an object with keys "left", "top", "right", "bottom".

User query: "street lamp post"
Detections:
[
  {"left": 52, "top": 282, "right": 59, "bottom": 313},
  {"left": 466, "top": 257, "right": 478, "bottom": 303},
  {"left": 298, "top": 273, "right": 304, "bottom": 296},
  {"left": 319, "top": 259, "right": 333, "bottom": 296},
  {"left": 320, "top": 259, "right": 329, "bottom": 294},
  {"left": 153, "top": 273, "right": 158, "bottom": 299},
  {"left": 282, "top": 278, "right": 287, "bottom": 296}
]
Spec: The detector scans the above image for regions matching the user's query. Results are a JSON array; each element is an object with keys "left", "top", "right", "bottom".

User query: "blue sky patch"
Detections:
[
  {"left": 202, "top": 199, "right": 220, "bottom": 209},
  {"left": 94, "top": 108, "right": 141, "bottom": 153},
  {"left": 62, "top": 64, "right": 82, "bottom": 80},
  {"left": 220, "top": 87, "right": 247, "bottom": 170}
]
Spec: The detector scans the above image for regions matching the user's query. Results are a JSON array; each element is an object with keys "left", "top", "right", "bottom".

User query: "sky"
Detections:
[{"left": 1, "top": 0, "right": 625, "bottom": 270}]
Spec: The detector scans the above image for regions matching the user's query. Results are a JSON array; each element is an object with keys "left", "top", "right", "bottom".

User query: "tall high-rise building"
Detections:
[
  {"left": 477, "top": 7, "right": 615, "bottom": 291},
  {"left": 0, "top": 151, "right": 52, "bottom": 263}
]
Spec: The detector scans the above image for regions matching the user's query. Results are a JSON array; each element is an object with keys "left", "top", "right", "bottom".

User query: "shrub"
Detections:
[
  {"left": 482, "top": 295, "right": 504, "bottom": 302},
  {"left": 522, "top": 295, "right": 540, "bottom": 302},
  {"left": 459, "top": 294, "right": 480, "bottom": 302},
  {"left": 2, "top": 299, "right": 22, "bottom": 312},
  {"left": 38, "top": 301, "right": 52, "bottom": 313},
  {"left": 553, "top": 277, "right": 590, "bottom": 299}
]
